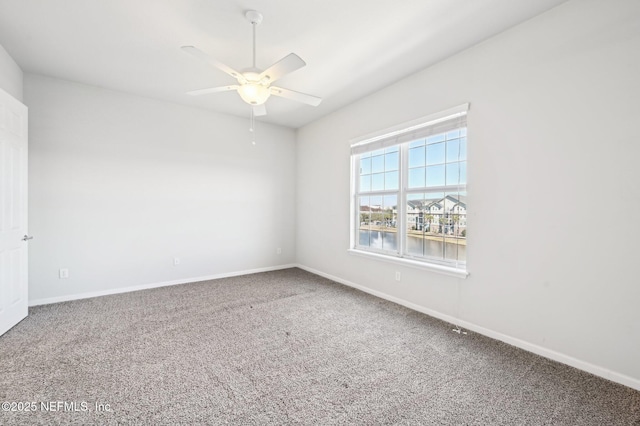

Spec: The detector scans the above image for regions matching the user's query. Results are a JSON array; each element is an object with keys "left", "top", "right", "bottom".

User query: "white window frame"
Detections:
[{"left": 349, "top": 104, "right": 469, "bottom": 279}]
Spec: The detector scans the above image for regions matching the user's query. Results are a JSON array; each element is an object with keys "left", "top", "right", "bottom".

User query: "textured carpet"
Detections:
[{"left": 1, "top": 268, "right": 639, "bottom": 425}]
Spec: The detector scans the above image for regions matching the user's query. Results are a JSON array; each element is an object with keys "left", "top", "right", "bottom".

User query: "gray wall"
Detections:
[
  {"left": 296, "top": 0, "right": 640, "bottom": 388},
  {"left": 0, "top": 43, "right": 23, "bottom": 101},
  {"left": 26, "top": 74, "right": 296, "bottom": 302}
]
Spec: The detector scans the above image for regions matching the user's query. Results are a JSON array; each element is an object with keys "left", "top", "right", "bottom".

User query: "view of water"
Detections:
[{"left": 359, "top": 230, "right": 465, "bottom": 261}]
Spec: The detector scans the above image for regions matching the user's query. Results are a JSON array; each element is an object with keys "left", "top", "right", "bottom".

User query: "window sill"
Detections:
[{"left": 347, "top": 249, "right": 469, "bottom": 279}]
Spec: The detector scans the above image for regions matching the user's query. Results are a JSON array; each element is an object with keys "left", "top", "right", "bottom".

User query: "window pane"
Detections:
[
  {"left": 426, "top": 133, "right": 445, "bottom": 144},
  {"left": 384, "top": 194, "right": 396, "bottom": 206},
  {"left": 370, "top": 231, "right": 383, "bottom": 249},
  {"left": 360, "top": 175, "right": 371, "bottom": 192},
  {"left": 359, "top": 196, "right": 371, "bottom": 226},
  {"left": 359, "top": 231, "right": 370, "bottom": 247},
  {"left": 446, "top": 130, "right": 460, "bottom": 140},
  {"left": 407, "top": 193, "right": 423, "bottom": 203},
  {"left": 406, "top": 192, "right": 446, "bottom": 259},
  {"left": 363, "top": 193, "right": 396, "bottom": 253},
  {"left": 426, "top": 165, "right": 445, "bottom": 187},
  {"left": 406, "top": 193, "right": 425, "bottom": 256},
  {"left": 385, "top": 146, "right": 399, "bottom": 153},
  {"left": 446, "top": 139, "right": 460, "bottom": 163},
  {"left": 455, "top": 215, "right": 467, "bottom": 260},
  {"left": 382, "top": 232, "right": 397, "bottom": 252},
  {"left": 408, "top": 167, "right": 425, "bottom": 188},
  {"left": 443, "top": 192, "right": 467, "bottom": 262},
  {"left": 383, "top": 194, "right": 397, "bottom": 225},
  {"left": 385, "top": 151, "right": 399, "bottom": 171},
  {"left": 371, "top": 173, "right": 384, "bottom": 191},
  {"left": 409, "top": 146, "right": 425, "bottom": 168},
  {"left": 460, "top": 138, "right": 467, "bottom": 161},
  {"left": 381, "top": 194, "right": 398, "bottom": 251},
  {"left": 360, "top": 157, "right": 371, "bottom": 175},
  {"left": 409, "top": 139, "right": 425, "bottom": 148},
  {"left": 358, "top": 196, "right": 371, "bottom": 248},
  {"left": 406, "top": 232, "right": 424, "bottom": 257},
  {"left": 385, "top": 171, "right": 399, "bottom": 190},
  {"left": 372, "top": 155, "right": 384, "bottom": 173},
  {"left": 363, "top": 195, "right": 378, "bottom": 250},
  {"left": 423, "top": 192, "right": 444, "bottom": 237},
  {"left": 375, "top": 199, "right": 389, "bottom": 219},
  {"left": 426, "top": 142, "right": 445, "bottom": 165},
  {"left": 459, "top": 161, "right": 467, "bottom": 184},
  {"left": 446, "top": 162, "right": 459, "bottom": 185}
]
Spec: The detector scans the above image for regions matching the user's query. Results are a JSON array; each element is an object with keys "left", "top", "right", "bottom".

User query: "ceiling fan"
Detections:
[{"left": 181, "top": 10, "right": 322, "bottom": 119}]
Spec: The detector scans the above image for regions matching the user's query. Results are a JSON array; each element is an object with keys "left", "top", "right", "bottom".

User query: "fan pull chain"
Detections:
[{"left": 250, "top": 108, "right": 256, "bottom": 145}]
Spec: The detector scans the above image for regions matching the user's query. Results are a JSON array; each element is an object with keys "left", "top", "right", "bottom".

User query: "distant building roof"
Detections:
[{"left": 406, "top": 194, "right": 465, "bottom": 210}]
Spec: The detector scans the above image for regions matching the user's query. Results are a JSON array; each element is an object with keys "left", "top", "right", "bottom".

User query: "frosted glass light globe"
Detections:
[{"left": 237, "top": 83, "right": 271, "bottom": 105}]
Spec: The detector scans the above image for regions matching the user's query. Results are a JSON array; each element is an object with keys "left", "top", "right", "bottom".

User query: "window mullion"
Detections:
[
  {"left": 352, "top": 156, "right": 361, "bottom": 249},
  {"left": 398, "top": 143, "right": 408, "bottom": 257},
  {"left": 358, "top": 190, "right": 399, "bottom": 197},
  {"left": 405, "top": 184, "right": 466, "bottom": 194}
]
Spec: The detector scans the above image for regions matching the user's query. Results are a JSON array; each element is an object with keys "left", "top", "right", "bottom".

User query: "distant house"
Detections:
[
  {"left": 407, "top": 195, "right": 466, "bottom": 236},
  {"left": 359, "top": 204, "right": 386, "bottom": 226},
  {"left": 361, "top": 195, "right": 466, "bottom": 235}
]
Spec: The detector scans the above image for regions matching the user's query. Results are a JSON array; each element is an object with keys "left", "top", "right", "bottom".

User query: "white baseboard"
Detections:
[
  {"left": 28, "top": 263, "right": 298, "bottom": 307},
  {"left": 295, "top": 263, "right": 640, "bottom": 392}
]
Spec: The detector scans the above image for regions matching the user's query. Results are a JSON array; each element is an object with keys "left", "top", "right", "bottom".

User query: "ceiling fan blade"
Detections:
[
  {"left": 186, "top": 85, "right": 238, "bottom": 96},
  {"left": 270, "top": 86, "right": 322, "bottom": 107},
  {"left": 253, "top": 104, "right": 267, "bottom": 117},
  {"left": 181, "top": 46, "right": 246, "bottom": 83},
  {"left": 258, "top": 53, "right": 306, "bottom": 83}
]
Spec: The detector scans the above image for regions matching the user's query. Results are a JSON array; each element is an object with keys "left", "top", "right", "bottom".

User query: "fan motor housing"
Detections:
[{"left": 245, "top": 10, "right": 263, "bottom": 26}]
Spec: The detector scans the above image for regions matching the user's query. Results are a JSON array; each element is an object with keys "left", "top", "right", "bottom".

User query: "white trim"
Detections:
[
  {"left": 347, "top": 248, "right": 469, "bottom": 278},
  {"left": 295, "top": 263, "right": 640, "bottom": 392},
  {"left": 349, "top": 154, "right": 358, "bottom": 249},
  {"left": 28, "top": 264, "right": 298, "bottom": 307}
]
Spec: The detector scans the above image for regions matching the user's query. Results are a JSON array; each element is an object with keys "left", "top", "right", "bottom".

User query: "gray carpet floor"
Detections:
[{"left": 1, "top": 268, "right": 639, "bottom": 425}]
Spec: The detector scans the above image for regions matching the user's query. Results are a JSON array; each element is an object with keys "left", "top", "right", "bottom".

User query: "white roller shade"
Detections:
[{"left": 350, "top": 103, "right": 469, "bottom": 156}]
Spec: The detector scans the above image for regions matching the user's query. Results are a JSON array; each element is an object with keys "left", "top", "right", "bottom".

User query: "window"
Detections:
[{"left": 350, "top": 104, "right": 468, "bottom": 275}]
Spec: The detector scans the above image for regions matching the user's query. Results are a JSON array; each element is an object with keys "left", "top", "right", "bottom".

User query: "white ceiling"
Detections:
[{"left": 0, "top": 0, "right": 568, "bottom": 129}]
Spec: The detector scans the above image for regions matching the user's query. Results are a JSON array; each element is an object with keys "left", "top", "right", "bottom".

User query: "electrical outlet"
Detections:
[
  {"left": 59, "top": 268, "right": 69, "bottom": 279},
  {"left": 173, "top": 257, "right": 180, "bottom": 266},
  {"left": 276, "top": 248, "right": 282, "bottom": 255},
  {"left": 395, "top": 271, "right": 401, "bottom": 281}
]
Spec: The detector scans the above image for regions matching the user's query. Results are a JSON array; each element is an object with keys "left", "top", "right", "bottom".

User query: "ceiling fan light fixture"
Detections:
[
  {"left": 237, "top": 82, "right": 271, "bottom": 105},
  {"left": 182, "top": 9, "right": 321, "bottom": 114}
]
